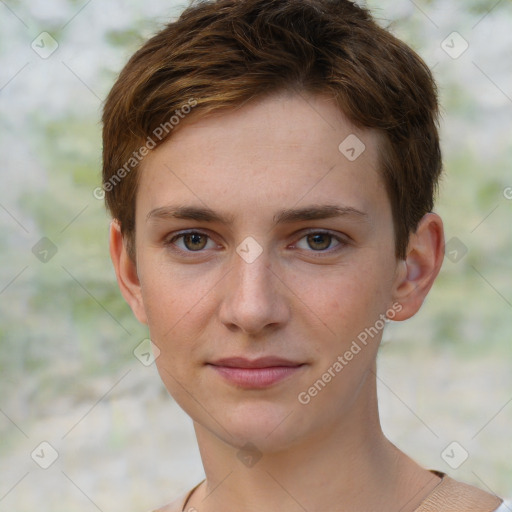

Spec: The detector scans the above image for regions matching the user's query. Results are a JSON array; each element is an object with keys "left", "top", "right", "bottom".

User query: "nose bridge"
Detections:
[
  {"left": 219, "top": 244, "right": 287, "bottom": 334},
  {"left": 232, "top": 246, "right": 275, "bottom": 307},
  {"left": 236, "top": 249, "right": 272, "bottom": 295}
]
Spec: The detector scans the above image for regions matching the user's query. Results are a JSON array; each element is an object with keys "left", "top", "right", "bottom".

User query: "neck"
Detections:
[{"left": 188, "top": 369, "right": 440, "bottom": 512}]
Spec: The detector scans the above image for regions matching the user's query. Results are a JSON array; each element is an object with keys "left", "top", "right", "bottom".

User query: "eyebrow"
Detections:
[{"left": 146, "top": 204, "right": 367, "bottom": 225}]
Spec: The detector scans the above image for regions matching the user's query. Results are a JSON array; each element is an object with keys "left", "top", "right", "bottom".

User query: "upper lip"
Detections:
[{"left": 208, "top": 357, "right": 304, "bottom": 368}]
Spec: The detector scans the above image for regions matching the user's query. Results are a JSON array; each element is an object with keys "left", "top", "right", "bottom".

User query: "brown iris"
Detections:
[
  {"left": 307, "top": 233, "right": 331, "bottom": 251},
  {"left": 183, "top": 233, "right": 208, "bottom": 251}
]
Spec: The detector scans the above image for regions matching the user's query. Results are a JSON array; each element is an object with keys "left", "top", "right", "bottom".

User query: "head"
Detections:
[
  {"left": 102, "top": 0, "right": 442, "bottom": 261},
  {"left": 104, "top": 0, "right": 444, "bottom": 453}
]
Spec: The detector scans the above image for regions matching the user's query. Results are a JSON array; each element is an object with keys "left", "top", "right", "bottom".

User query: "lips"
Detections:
[
  {"left": 210, "top": 356, "right": 303, "bottom": 368},
  {"left": 207, "top": 357, "right": 305, "bottom": 388}
]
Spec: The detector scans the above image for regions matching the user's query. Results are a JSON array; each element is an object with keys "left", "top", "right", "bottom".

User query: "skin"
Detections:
[{"left": 110, "top": 92, "right": 445, "bottom": 512}]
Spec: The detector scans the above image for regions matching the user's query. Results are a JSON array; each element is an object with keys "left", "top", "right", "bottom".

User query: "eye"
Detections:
[
  {"left": 167, "top": 231, "right": 216, "bottom": 252},
  {"left": 294, "top": 231, "right": 343, "bottom": 252}
]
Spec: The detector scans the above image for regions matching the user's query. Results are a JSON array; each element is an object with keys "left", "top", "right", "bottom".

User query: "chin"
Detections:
[{"left": 208, "top": 400, "right": 310, "bottom": 453}]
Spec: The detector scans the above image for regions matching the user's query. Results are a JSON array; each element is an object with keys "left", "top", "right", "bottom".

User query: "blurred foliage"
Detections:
[{"left": 105, "top": 27, "right": 146, "bottom": 48}]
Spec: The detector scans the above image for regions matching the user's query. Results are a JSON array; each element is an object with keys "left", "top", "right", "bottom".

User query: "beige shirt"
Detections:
[{"left": 152, "top": 470, "right": 504, "bottom": 512}]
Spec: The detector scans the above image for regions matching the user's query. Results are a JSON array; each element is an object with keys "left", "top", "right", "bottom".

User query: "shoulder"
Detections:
[
  {"left": 149, "top": 480, "right": 204, "bottom": 512},
  {"left": 148, "top": 474, "right": 506, "bottom": 512},
  {"left": 147, "top": 493, "right": 185, "bottom": 512},
  {"left": 415, "top": 471, "right": 504, "bottom": 512}
]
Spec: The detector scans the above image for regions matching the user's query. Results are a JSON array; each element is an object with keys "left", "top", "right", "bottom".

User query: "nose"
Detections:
[{"left": 218, "top": 247, "right": 290, "bottom": 336}]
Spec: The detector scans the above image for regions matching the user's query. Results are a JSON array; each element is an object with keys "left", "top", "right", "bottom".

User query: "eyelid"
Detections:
[
  {"left": 290, "top": 229, "right": 347, "bottom": 252},
  {"left": 165, "top": 229, "right": 220, "bottom": 254}
]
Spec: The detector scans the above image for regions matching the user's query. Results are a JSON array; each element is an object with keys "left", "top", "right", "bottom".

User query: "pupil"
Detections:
[
  {"left": 186, "top": 233, "right": 206, "bottom": 250},
  {"left": 308, "top": 233, "right": 330, "bottom": 250}
]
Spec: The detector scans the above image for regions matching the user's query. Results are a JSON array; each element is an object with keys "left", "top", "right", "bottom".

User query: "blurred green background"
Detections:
[{"left": 1, "top": 0, "right": 511, "bottom": 510}]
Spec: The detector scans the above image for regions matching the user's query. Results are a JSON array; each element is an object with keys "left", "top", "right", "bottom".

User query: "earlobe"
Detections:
[
  {"left": 109, "top": 220, "right": 148, "bottom": 324},
  {"left": 391, "top": 213, "right": 445, "bottom": 321}
]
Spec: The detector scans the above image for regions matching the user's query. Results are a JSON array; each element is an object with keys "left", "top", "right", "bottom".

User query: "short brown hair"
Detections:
[{"left": 102, "top": 0, "right": 441, "bottom": 260}]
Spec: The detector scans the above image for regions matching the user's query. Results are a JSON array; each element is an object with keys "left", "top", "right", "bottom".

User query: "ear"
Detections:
[
  {"left": 391, "top": 213, "right": 444, "bottom": 321},
  {"left": 109, "top": 220, "right": 148, "bottom": 324}
]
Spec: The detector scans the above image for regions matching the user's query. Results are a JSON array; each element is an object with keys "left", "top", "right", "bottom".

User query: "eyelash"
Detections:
[{"left": 164, "top": 229, "right": 347, "bottom": 257}]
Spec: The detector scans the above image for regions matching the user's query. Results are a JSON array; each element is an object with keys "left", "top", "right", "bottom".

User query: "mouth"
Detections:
[{"left": 206, "top": 357, "right": 306, "bottom": 389}]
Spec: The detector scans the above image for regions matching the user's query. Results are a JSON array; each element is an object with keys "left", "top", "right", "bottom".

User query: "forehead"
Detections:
[{"left": 136, "top": 92, "right": 389, "bottom": 225}]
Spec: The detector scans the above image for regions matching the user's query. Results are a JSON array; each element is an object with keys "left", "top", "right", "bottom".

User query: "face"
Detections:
[{"left": 119, "top": 92, "right": 411, "bottom": 452}]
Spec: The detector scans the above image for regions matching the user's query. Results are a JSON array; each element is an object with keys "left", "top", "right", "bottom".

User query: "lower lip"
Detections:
[{"left": 209, "top": 365, "right": 304, "bottom": 388}]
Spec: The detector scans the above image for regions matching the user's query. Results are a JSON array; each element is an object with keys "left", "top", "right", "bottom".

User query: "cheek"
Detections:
[
  {"left": 294, "top": 267, "right": 386, "bottom": 337},
  {"left": 137, "top": 261, "right": 218, "bottom": 372},
  {"left": 139, "top": 277, "right": 176, "bottom": 333},
  {"left": 138, "top": 257, "right": 207, "bottom": 330},
  {"left": 292, "top": 269, "right": 395, "bottom": 383}
]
